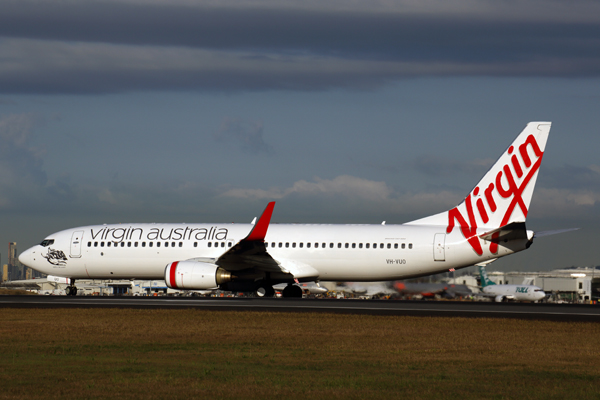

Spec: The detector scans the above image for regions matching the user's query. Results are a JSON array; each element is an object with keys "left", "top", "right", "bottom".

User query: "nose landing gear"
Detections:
[{"left": 65, "top": 279, "right": 78, "bottom": 296}]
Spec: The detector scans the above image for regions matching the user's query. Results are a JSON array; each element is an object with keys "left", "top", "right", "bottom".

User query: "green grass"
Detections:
[{"left": 1, "top": 309, "right": 599, "bottom": 399}]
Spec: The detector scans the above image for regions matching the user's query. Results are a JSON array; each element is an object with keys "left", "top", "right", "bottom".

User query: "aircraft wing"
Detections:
[
  {"left": 179, "top": 201, "right": 318, "bottom": 282},
  {"left": 215, "top": 202, "right": 283, "bottom": 273}
]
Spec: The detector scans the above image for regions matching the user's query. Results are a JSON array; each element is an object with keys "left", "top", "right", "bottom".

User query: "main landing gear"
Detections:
[
  {"left": 256, "top": 284, "right": 275, "bottom": 298},
  {"left": 282, "top": 284, "right": 303, "bottom": 298},
  {"left": 255, "top": 283, "right": 303, "bottom": 298},
  {"left": 65, "top": 279, "right": 78, "bottom": 296}
]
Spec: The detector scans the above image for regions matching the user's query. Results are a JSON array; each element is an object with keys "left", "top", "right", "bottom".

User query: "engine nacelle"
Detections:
[{"left": 164, "top": 261, "right": 233, "bottom": 290}]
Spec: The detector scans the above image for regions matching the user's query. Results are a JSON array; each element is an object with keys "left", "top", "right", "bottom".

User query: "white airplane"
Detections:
[
  {"left": 478, "top": 265, "right": 546, "bottom": 302},
  {"left": 20, "top": 122, "right": 552, "bottom": 298}
]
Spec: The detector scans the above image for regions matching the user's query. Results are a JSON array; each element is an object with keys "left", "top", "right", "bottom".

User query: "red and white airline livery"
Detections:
[{"left": 19, "top": 122, "right": 551, "bottom": 297}]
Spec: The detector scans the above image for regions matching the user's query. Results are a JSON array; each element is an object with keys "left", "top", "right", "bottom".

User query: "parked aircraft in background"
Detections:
[
  {"left": 478, "top": 265, "right": 546, "bottom": 302},
  {"left": 341, "top": 282, "right": 396, "bottom": 297},
  {"left": 393, "top": 282, "right": 473, "bottom": 299},
  {"left": 20, "top": 122, "right": 553, "bottom": 298},
  {"left": 272, "top": 282, "right": 328, "bottom": 296}
]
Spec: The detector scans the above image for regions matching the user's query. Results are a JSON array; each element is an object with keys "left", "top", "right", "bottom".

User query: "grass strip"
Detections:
[{"left": 1, "top": 308, "right": 599, "bottom": 399}]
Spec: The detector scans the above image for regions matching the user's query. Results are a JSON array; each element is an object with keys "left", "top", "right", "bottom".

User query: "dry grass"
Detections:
[
  {"left": 0, "top": 289, "right": 37, "bottom": 295},
  {"left": 1, "top": 309, "right": 599, "bottom": 399}
]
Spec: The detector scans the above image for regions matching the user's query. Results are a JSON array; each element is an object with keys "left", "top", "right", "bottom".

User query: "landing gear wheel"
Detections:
[
  {"left": 65, "top": 281, "right": 78, "bottom": 296},
  {"left": 256, "top": 285, "right": 275, "bottom": 297},
  {"left": 282, "top": 284, "right": 303, "bottom": 298}
]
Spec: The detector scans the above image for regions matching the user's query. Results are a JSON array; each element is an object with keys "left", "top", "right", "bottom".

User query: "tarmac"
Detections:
[{"left": 1, "top": 295, "right": 600, "bottom": 321}]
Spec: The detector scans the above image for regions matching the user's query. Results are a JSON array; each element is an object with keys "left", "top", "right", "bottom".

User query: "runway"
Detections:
[{"left": 1, "top": 295, "right": 600, "bottom": 321}]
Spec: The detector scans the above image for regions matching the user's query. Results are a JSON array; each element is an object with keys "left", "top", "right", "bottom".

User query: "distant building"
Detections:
[
  {"left": 5, "top": 242, "right": 43, "bottom": 281},
  {"left": 447, "top": 275, "right": 479, "bottom": 287},
  {"left": 7, "top": 242, "right": 20, "bottom": 280},
  {"left": 8, "top": 242, "right": 17, "bottom": 267}
]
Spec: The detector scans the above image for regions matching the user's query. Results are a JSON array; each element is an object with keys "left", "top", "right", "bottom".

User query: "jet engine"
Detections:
[{"left": 165, "top": 261, "right": 233, "bottom": 290}]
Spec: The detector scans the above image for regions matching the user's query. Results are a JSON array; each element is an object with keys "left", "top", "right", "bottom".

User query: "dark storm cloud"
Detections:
[
  {"left": 0, "top": 41, "right": 404, "bottom": 94},
  {"left": 1, "top": 1, "right": 599, "bottom": 62},
  {"left": 0, "top": 0, "right": 599, "bottom": 93}
]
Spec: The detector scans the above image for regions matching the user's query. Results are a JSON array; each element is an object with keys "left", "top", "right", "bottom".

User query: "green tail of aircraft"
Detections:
[{"left": 478, "top": 265, "right": 496, "bottom": 288}]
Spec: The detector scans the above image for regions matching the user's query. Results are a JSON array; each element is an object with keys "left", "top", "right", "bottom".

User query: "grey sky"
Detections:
[
  {"left": 1, "top": 0, "right": 599, "bottom": 273},
  {"left": 1, "top": 1, "right": 600, "bottom": 94}
]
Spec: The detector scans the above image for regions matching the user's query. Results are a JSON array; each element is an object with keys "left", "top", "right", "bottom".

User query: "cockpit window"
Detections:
[{"left": 40, "top": 239, "right": 55, "bottom": 247}]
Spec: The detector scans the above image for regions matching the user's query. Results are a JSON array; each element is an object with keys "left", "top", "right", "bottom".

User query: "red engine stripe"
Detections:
[{"left": 169, "top": 262, "right": 179, "bottom": 289}]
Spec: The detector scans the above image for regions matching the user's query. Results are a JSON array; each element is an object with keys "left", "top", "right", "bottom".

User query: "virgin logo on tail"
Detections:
[{"left": 447, "top": 134, "right": 544, "bottom": 255}]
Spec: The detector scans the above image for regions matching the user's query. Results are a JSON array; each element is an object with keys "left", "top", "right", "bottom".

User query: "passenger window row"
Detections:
[
  {"left": 87, "top": 241, "right": 413, "bottom": 250},
  {"left": 87, "top": 241, "right": 235, "bottom": 248},
  {"left": 88, "top": 241, "right": 187, "bottom": 248},
  {"left": 264, "top": 242, "right": 412, "bottom": 249}
]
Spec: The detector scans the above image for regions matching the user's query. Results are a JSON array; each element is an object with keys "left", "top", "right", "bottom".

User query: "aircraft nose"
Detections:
[
  {"left": 18, "top": 247, "right": 35, "bottom": 268},
  {"left": 536, "top": 291, "right": 546, "bottom": 300}
]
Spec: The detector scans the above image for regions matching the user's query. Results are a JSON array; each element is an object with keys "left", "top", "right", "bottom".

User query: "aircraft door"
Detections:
[
  {"left": 433, "top": 233, "right": 445, "bottom": 261},
  {"left": 70, "top": 230, "right": 84, "bottom": 258}
]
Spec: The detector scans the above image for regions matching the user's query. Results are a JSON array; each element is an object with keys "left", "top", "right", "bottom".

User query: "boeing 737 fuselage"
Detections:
[{"left": 19, "top": 122, "right": 551, "bottom": 297}]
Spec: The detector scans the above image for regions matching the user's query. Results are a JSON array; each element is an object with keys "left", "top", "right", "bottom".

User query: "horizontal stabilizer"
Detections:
[
  {"left": 474, "top": 258, "right": 497, "bottom": 267},
  {"left": 479, "top": 222, "right": 528, "bottom": 242}
]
